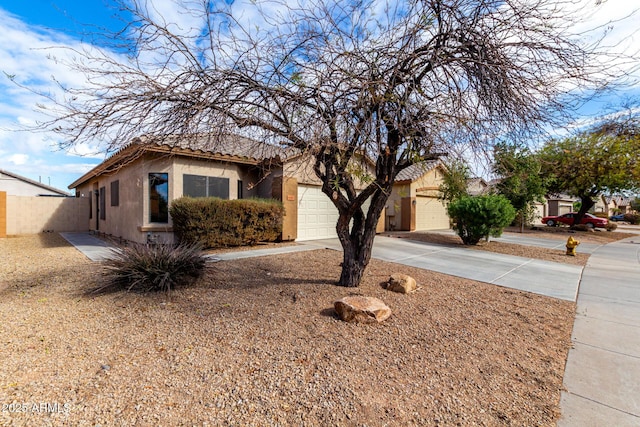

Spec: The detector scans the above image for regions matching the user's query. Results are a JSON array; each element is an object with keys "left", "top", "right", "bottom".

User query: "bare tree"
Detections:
[{"left": 37, "top": 0, "right": 621, "bottom": 287}]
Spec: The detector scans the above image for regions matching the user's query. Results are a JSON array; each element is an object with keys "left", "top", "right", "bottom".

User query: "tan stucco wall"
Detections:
[
  {"left": 74, "top": 156, "right": 154, "bottom": 244},
  {"left": 273, "top": 176, "right": 298, "bottom": 241},
  {"left": 5, "top": 195, "right": 90, "bottom": 235},
  {"left": 283, "top": 153, "right": 374, "bottom": 189},
  {"left": 387, "top": 165, "right": 447, "bottom": 231},
  {"left": 72, "top": 154, "right": 267, "bottom": 244},
  {"left": 0, "top": 191, "right": 6, "bottom": 238},
  {"left": 173, "top": 157, "right": 261, "bottom": 200}
]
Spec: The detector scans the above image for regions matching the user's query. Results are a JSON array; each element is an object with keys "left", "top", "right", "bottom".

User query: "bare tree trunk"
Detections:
[
  {"left": 335, "top": 189, "right": 388, "bottom": 287},
  {"left": 574, "top": 195, "right": 595, "bottom": 225},
  {"left": 338, "top": 230, "right": 375, "bottom": 287}
]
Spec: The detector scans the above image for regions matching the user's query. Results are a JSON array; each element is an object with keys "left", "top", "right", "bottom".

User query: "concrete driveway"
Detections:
[
  {"left": 302, "top": 235, "right": 583, "bottom": 301},
  {"left": 62, "top": 231, "right": 585, "bottom": 302}
]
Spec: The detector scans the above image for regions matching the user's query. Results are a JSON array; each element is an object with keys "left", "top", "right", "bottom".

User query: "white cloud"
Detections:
[{"left": 6, "top": 153, "right": 29, "bottom": 165}]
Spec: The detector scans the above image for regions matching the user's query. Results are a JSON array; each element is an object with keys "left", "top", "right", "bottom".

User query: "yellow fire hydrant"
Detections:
[{"left": 566, "top": 236, "right": 580, "bottom": 256}]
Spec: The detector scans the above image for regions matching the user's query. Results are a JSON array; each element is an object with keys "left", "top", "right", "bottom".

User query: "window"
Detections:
[
  {"left": 110, "top": 180, "right": 120, "bottom": 207},
  {"left": 149, "top": 173, "right": 169, "bottom": 223},
  {"left": 99, "top": 187, "right": 106, "bottom": 220},
  {"left": 237, "top": 180, "right": 243, "bottom": 199},
  {"left": 183, "top": 174, "right": 229, "bottom": 199}
]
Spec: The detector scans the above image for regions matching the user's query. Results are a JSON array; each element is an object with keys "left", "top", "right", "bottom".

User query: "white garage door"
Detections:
[
  {"left": 296, "top": 185, "right": 373, "bottom": 241},
  {"left": 415, "top": 195, "right": 449, "bottom": 230},
  {"left": 297, "top": 185, "right": 339, "bottom": 241}
]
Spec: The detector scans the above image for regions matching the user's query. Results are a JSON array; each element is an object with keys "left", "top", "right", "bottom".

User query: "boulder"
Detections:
[
  {"left": 334, "top": 296, "right": 392, "bottom": 323},
  {"left": 386, "top": 273, "right": 417, "bottom": 294}
]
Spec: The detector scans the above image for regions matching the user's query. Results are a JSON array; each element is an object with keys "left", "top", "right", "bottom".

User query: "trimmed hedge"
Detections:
[{"left": 170, "top": 197, "right": 284, "bottom": 248}]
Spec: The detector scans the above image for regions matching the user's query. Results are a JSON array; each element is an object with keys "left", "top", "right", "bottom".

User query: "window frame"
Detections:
[
  {"left": 110, "top": 180, "right": 120, "bottom": 207},
  {"left": 149, "top": 173, "right": 169, "bottom": 223},
  {"left": 99, "top": 187, "right": 106, "bottom": 220},
  {"left": 183, "top": 174, "right": 229, "bottom": 199}
]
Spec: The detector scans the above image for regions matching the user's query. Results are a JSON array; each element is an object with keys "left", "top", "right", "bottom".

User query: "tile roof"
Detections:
[
  {"left": 395, "top": 160, "right": 441, "bottom": 182},
  {"left": 69, "top": 134, "right": 290, "bottom": 189},
  {"left": 130, "top": 134, "right": 288, "bottom": 162}
]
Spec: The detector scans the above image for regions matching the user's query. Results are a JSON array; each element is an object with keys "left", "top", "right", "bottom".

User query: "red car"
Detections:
[{"left": 542, "top": 212, "right": 608, "bottom": 228}]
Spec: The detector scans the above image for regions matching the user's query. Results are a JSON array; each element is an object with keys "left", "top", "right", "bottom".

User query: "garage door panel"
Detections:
[
  {"left": 297, "top": 185, "right": 374, "bottom": 241},
  {"left": 415, "top": 196, "right": 449, "bottom": 231},
  {"left": 297, "top": 185, "right": 339, "bottom": 241}
]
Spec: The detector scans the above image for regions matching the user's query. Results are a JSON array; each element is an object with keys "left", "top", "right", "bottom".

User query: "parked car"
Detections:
[
  {"left": 542, "top": 212, "right": 608, "bottom": 228},
  {"left": 609, "top": 213, "right": 626, "bottom": 222}
]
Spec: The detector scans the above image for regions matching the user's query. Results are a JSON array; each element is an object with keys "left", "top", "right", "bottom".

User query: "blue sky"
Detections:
[{"left": 0, "top": 0, "right": 638, "bottom": 192}]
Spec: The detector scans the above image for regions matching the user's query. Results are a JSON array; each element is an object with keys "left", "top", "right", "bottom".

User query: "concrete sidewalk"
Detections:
[
  {"left": 60, "top": 232, "right": 118, "bottom": 261},
  {"left": 558, "top": 235, "right": 640, "bottom": 426}
]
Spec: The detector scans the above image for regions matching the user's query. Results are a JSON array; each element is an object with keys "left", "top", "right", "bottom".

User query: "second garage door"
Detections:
[{"left": 415, "top": 195, "right": 449, "bottom": 230}]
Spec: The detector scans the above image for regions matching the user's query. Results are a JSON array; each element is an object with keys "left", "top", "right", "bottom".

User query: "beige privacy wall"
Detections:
[
  {"left": 0, "top": 192, "right": 6, "bottom": 238},
  {"left": 5, "top": 195, "right": 90, "bottom": 235}
]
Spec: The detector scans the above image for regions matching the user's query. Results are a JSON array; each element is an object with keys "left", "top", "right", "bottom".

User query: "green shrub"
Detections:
[
  {"left": 623, "top": 213, "right": 640, "bottom": 225},
  {"left": 170, "top": 197, "right": 284, "bottom": 248},
  {"left": 447, "top": 195, "right": 516, "bottom": 245},
  {"left": 101, "top": 243, "right": 206, "bottom": 293},
  {"left": 593, "top": 212, "right": 609, "bottom": 218}
]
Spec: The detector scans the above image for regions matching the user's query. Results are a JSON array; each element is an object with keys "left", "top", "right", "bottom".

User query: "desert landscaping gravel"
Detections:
[{"left": 1, "top": 232, "right": 579, "bottom": 426}]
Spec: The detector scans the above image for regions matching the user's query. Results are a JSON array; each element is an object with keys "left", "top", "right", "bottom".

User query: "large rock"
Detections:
[
  {"left": 334, "top": 296, "right": 392, "bottom": 323},
  {"left": 386, "top": 273, "right": 417, "bottom": 294}
]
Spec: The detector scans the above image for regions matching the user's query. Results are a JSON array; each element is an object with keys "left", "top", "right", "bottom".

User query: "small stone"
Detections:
[
  {"left": 334, "top": 296, "right": 392, "bottom": 323},
  {"left": 386, "top": 273, "right": 417, "bottom": 294}
]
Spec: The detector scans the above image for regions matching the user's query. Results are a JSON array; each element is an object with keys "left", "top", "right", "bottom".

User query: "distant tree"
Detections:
[
  {"left": 29, "top": 0, "right": 620, "bottom": 287},
  {"left": 492, "top": 143, "right": 547, "bottom": 231},
  {"left": 439, "top": 159, "right": 471, "bottom": 204},
  {"left": 540, "top": 116, "right": 640, "bottom": 226}
]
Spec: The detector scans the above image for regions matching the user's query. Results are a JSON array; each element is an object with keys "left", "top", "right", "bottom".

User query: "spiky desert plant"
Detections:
[{"left": 101, "top": 242, "right": 207, "bottom": 293}]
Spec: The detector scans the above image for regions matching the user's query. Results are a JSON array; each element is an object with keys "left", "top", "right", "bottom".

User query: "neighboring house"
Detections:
[
  {"left": 467, "top": 177, "right": 490, "bottom": 196},
  {"left": 0, "top": 169, "right": 70, "bottom": 196},
  {"left": 605, "top": 195, "right": 634, "bottom": 215},
  {"left": 545, "top": 194, "right": 576, "bottom": 217},
  {"left": 386, "top": 161, "right": 450, "bottom": 231},
  {"left": 68, "top": 135, "right": 386, "bottom": 244}
]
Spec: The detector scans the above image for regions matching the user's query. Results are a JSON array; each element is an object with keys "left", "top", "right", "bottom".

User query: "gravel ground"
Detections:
[{"left": 1, "top": 233, "right": 575, "bottom": 426}]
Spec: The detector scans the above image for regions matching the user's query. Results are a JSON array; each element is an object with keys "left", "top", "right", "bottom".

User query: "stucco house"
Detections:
[
  {"left": 68, "top": 135, "right": 392, "bottom": 244},
  {"left": 68, "top": 135, "right": 452, "bottom": 244},
  {"left": 603, "top": 195, "right": 635, "bottom": 215},
  {"left": 467, "top": 177, "right": 490, "bottom": 196},
  {"left": 385, "top": 161, "right": 450, "bottom": 231}
]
